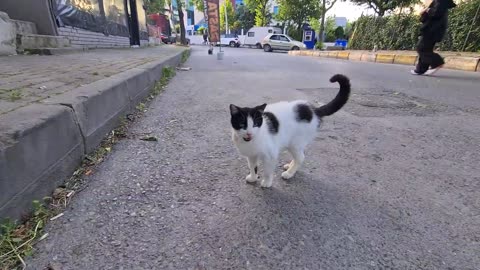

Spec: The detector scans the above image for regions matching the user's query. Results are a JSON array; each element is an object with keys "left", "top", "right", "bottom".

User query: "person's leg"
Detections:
[
  {"left": 431, "top": 44, "right": 445, "bottom": 69},
  {"left": 414, "top": 36, "right": 431, "bottom": 74}
]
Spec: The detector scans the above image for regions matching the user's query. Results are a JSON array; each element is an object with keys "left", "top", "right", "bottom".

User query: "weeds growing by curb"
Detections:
[
  {"left": 181, "top": 50, "right": 190, "bottom": 64},
  {"left": 0, "top": 62, "right": 181, "bottom": 270},
  {"left": 8, "top": 89, "right": 23, "bottom": 101}
]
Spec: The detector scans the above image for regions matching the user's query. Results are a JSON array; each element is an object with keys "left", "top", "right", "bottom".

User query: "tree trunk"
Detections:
[
  {"left": 177, "top": 0, "right": 187, "bottom": 45},
  {"left": 319, "top": 0, "right": 326, "bottom": 42}
]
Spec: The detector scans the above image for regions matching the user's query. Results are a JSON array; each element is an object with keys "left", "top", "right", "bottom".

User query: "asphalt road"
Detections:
[{"left": 29, "top": 47, "right": 480, "bottom": 270}]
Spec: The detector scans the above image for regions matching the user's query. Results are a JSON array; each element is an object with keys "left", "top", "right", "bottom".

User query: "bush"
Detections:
[
  {"left": 348, "top": 0, "right": 480, "bottom": 52},
  {"left": 335, "top": 26, "right": 345, "bottom": 39},
  {"left": 287, "top": 26, "right": 302, "bottom": 41}
]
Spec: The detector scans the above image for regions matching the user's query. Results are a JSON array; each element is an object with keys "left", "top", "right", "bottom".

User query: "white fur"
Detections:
[{"left": 232, "top": 100, "right": 320, "bottom": 188}]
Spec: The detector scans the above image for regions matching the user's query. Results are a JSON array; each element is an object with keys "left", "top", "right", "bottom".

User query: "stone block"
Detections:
[
  {"left": 393, "top": 54, "right": 417, "bottom": 65},
  {"left": 0, "top": 11, "right": 17, "bottom": 56},
  {"left": 361, "top": 53, "right": 377, "bottom": 62},
  {"left": 11, "top": 19, "right": 37, "bottom": 35},
  {"left": 443, "top": 56, "right": 480, "bottom": 72},
  {"left": 376, "top": 53, "right": 395, "bottom": 64},
  {"left": 0, "top": 104, "right": 84, "bottom": 220},
  {"left": 327, "top": 51, "right": 338, "bottom": 58},
  {"left": 337, "top": 51, "right": 350, "bottom": 59},
  {"left": 17, "top": 34, "right": 71, "bottom": 49},
  {"left": 348, "top": 51, "right": 363, "bottom": 61}
]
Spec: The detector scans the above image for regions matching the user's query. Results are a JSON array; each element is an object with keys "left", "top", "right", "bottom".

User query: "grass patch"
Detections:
[
  {"left": 181, "top": 50, "right": 190, "bottom": 63},
  {"left": 0, "top": 201, "right": 48, "bottom": 269},
  {"left": 136, "top": 102, "right": 146, "bottom": 112},
  {"left": 149, "top": 66, "right": 175, "bottom": 97},
  {"left": 92, "top": 71, "right": 99, "bottom": 76},
  {"left": 8, "top": 90, "right": 23, "bottom": 101}
]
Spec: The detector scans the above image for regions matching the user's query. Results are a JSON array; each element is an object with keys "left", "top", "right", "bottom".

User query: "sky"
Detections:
[{"left": 327, "top": 1, "right": 372, "bottom": 21}]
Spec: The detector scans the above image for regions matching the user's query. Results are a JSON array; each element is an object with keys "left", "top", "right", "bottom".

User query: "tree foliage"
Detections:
[
  {"left": 324, "top": 16, "right": 336, "bottom": 42},
  {"left": 319, "top": 0, "right": 338, "bottom": 42},
  {"left": 234, "top": 5, "right": 256, "bottom": 31},
  {"left": 350, "top": 0, "right": 418, "bottom": 16},
  {"left": 144, "top": 0, "right": 167, "bottom": 14},
  {"left": 277, "top": 0, "right": 321, "bottom": 29},
  {"left": 348, "top": 0, "right": 480, "bottom": 52},
  {"left": 220, "top": 0, "right": 236, "bottom": 32},
  {"left": 245, "top": 0, "right": 271, "bottom": 26},
  {"left": 192, "top": 0, "right": 204, "bottom": 12},
  {"left": 334, "top": 26, "right": 345, "bottom": 39}
]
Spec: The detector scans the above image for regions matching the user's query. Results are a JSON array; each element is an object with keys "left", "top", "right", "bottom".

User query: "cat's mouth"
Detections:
[{"left": 243, "top": 135, "right": 252, "bottom": 142}]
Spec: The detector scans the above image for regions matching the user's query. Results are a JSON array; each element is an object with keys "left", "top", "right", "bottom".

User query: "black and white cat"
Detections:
[{"left": 229, "top": 74, "right": 351, "bottom": 188}]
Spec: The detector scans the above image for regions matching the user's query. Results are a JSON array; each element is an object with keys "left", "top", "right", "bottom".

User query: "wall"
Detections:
[
  {"left": 0, "top": 0, "right": 57, "bottom": 35},
  {"left": 58, "top": 26, "right": 130, "bottom": 48}
]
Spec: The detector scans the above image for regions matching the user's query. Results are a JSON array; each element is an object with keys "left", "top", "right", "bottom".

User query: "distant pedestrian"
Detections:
[
  {"left": 203, "top": 32, "right": 208, "bottom": 45},
  {"left": 411, "top": 0, "right": 456, "bottom": 76}
]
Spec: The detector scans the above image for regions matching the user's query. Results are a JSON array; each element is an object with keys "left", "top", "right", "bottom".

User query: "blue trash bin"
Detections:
[{"left": 335, "top": 39, "right": 348, "bottom": 48}]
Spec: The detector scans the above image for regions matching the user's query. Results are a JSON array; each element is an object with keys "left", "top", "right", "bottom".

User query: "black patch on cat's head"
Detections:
[
  {"left": 263, "top": 112, "right": 279, "bottom": 134},
  {"left": 229, "top": 104, "right": 267, "bottom": 130},
  {"left": 295, "top": 103, "right": 313, "bottom": 123}
]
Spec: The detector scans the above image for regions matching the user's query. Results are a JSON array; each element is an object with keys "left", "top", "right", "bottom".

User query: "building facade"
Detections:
[{"left": 0, "top": 0, "right": 149, "bottom": 48}]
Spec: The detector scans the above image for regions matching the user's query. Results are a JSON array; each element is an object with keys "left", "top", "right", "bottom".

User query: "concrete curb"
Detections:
[
  {"left": 0, "top": 48, "right": 189, "bottom": 220},
  {"left": 289, "top": 50, "right": 480, "bottom": 72}
]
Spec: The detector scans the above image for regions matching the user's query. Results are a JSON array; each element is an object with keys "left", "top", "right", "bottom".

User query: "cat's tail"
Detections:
[{"left": 314, "top": 74, "right": 351, "bottom": 118}]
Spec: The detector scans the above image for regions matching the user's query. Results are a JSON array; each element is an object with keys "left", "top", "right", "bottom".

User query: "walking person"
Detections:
[
  {"left": 411, "top": 0, "right": 456, "bottom": 76},
  {"left": 203, "top": 30, "right": 208, "bottom": 45}
]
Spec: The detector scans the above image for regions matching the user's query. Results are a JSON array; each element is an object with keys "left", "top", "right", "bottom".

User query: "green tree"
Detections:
[
  {"left": 144, "top": 0, "right": 167, "bottom": 14},
  {"left": 191, "top": 0, "right": 204, "bottom": 11},
  {"left": 220, "top": 0, "right": 236, "bottom": 32},
  {"left": 176, "top": 0, "right": 187, "bottom": 44},
  {"left": 277, "top": 0, "right": 321, "bottom": 31},
  {"left": 234, "top": 5, "right": 255, "bottom": 31},
  {"left": 334, "top": 26, "right": 344, "bottom": 39},
  {"left": 350, "top": 0, "right": 419, "bottom": 16},
  {"left": 245, "top": 0, "right": 271, "bottom": 26},
  {"left": 324, "top": 16, "right": 336, "bottom": 42},
  {"left": 319, "top": 0, "right": 338, "bottom": 42}
]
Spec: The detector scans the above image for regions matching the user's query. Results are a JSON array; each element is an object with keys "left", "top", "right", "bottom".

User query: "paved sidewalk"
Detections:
[
  {"left": 0, "top": 46, "right": 184, "bottom": 115},
  {"left": 0, "top": 45, "right": 187, "bottom": 221}
]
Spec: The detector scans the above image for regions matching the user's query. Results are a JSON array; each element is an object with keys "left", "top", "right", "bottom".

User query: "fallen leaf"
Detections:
[
  {"left": 140, "top": 136, "right": 158, "bottom": 142},
  {"left": 85, "top": 169, "right": 93, "bottom": 176}
]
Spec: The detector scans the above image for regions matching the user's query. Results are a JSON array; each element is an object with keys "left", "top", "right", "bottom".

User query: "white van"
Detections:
[{"left": 243, "top": 27, "right": 283, "bottom": 48}]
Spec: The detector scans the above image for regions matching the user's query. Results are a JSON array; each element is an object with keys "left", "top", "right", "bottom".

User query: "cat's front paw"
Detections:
[
  {"left": 245, "top": 174, "right": 258, "bottom": 183},
  {"left": 281, "top": 171, "right": 295, "bottom": 180},
  {"left": 260, "top": 179, "right": 273, "bottom": 188}
]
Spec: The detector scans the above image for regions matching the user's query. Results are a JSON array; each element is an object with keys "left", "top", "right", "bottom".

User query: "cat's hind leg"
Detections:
[
  {"left": 283, "top": 160, "right": 293, "bottom": 170},
  {"left": 281, "top": 147, "right": 305, "bottom": 180},
  {"left": 245, "top": 156, "right": 259, "bottom": 183}
]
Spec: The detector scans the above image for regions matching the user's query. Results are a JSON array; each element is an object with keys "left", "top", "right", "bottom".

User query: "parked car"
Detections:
[
  {"left": 160, "top": 33, "right": 175, "bottom": 44},
  {"left": 261, "top": 34, "right": 306, "bottom": 52},
  {"left": 217, "top": 34, "right": 241, "bottom": 47},
  {"left": 160, "top": 33, "right": 190, "bottom": 45},
  {"left": 243, "top": 27, "right": 283, "bottom": 49}
]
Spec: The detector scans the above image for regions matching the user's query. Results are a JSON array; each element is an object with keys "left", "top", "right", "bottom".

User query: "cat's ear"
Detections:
[
  {"left": 230, "top": 104, "right": 240, "bottom": 115},
  {"left": 256, "top": 103, "right": 267, "bottom": 112}
]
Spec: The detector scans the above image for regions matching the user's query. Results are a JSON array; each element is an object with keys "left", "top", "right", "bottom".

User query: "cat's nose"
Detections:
[{"left": 246, "top": 132, "right": 252, "bottom": 137}]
